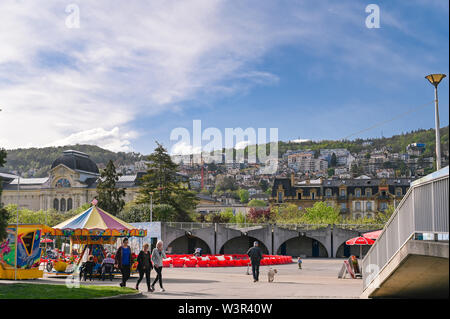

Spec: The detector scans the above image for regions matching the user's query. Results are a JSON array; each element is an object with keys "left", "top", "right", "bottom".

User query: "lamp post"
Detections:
[
  {"left": 425, "top": 73, "right": 446, "bottom": 171},
  {"left": 150, "top": 192, "right": 153, "bottom": 223},
  {"left": 14, "top": 174, "right": 20, "bottom": 281}
]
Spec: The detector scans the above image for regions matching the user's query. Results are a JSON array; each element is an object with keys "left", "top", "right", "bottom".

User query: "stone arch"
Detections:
[
  {"left": 219, "top": 235, "right": 269, "bottom": 255},
  {"left": 276, "top": 235, "right": 329, "bottom": 257},
  {"left": 53, "top": 198, "right": 59, "bottom": 211},
  {"left": 167, "top": 234, "right": 212, "bottom": 255}
]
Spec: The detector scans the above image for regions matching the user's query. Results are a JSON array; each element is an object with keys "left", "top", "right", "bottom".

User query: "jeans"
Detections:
[
  {"left": 137, "top": 267, "right": 152, "bottom": 290},
  {"left": 152, "top": 266, "right": 163, "bottom": 288},
  {"left": 251, "top": 262, "right": 260, "bottom": 281},
  {"left": 120, "top": 265, "right": 131, "bottom": 286}
]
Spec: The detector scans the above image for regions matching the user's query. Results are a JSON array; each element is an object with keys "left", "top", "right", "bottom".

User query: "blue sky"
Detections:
[{"left": 0, "top": 0, "right": 448, "bottom": 154}]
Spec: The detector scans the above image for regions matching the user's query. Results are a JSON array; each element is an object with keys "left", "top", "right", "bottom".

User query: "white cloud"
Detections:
[
  {"left": 49, "top": 127, "right": 139, "bottom": 152},
  {"left": 290, "top": 139, "right": 310, "bottom": 144},
  {"left": 171, "top": 141, "right": 202, "bottom": 156}
]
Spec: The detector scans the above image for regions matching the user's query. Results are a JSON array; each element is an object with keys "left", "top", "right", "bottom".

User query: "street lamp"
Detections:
[
  {"left": 425, "top": 73, "right": 446, "bottom": 171},
  {"left": 149, "top": 192, "right": 153, "bottom": 223}
]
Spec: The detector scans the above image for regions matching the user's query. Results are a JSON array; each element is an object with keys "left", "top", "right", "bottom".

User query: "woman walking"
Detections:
[
  {"left": 151, "top": 240, "right": 166, "bottom": 292},
  {"left": 136, "top": 243, "right": 153, "bottom": 292}
]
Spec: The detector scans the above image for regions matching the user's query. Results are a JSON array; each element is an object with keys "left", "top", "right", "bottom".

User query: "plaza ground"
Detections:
[{"left": 0, "top": 259, "right": 363, "bottom": 299}]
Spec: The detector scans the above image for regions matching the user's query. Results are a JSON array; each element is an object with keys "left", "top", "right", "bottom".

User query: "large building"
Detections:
[
  {"left": 270, "top": 174, "right": 413, "bottom": 219},
  {"left": 0, "top": 150, "right": 140, "bottom": 212},
  {"left": 287, "top": 152, "right": 328, "bottom": 173}
]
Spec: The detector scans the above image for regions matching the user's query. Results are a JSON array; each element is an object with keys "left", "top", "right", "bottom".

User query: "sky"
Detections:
[{"left": 0, "top": 0, "right": 448, "bottom": 155}]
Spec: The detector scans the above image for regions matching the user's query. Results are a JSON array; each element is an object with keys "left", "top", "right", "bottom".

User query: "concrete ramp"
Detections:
[{"left": 361, "top": 240, "right": 449, "bottom": 299}]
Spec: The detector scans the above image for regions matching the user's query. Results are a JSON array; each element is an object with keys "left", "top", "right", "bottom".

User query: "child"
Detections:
[
  {"left": 298, "top": 257, "right": 302, "bottom": 269},
  {"left": 83, "top": 255, "right": 96, "bottom": 281}
]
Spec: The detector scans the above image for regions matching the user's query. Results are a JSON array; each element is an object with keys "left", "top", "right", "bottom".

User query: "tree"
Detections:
[
  {"left": 0, "top": 148, "right": 9, "bottom": 241},
  {"left": 215, "top": 176, "right": 238, "bottom": 192},
  {"left": 248, "top": 199, "right": 267, "bottom": 207},
  {"left": 327, "top": 168, "right": 335, "bottom": 177},
  {"left": 330, "top": 153, "right": 337, "bottom": 167},
  {"left": 302, "top": 202, "right": 340, "bottom": 224},
  {"left": 96, "top": 160, "right": 126, "bottom": 216},
  {"left": 136, "top": 142, "right": 198, "bottom": 221},
  {"left": 238, "top": 189, "right": 249, "bottom": 204},
  {"left": 259, "top": 179, "right": 269, "bottom": 192},
  {"left": 247, "top": 207, "right": 274, "bottom": 223}
]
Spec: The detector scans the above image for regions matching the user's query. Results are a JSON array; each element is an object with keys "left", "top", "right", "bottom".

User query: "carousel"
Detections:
[{"left": 43, "top": 201, "right": 146, "bottom": 276}]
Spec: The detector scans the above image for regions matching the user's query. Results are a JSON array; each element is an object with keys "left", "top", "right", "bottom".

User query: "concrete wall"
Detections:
[{"left": 159, "top": 223, "right": 372, "bottom": 257}]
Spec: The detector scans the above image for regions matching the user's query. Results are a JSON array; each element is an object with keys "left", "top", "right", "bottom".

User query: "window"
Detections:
[
  {"left": 53, "top": 198, "right": 59, "bottom": 211},
  {"left": 60, "top": 198, "right": 66, "bottom": 212},
  {"left": 355, "top": 202, "right": 361, "bottom": 211},
  {"left": 311, "top": 192, "right": 315, "bottom": 200},
  {"left": 340, "top": 203, "right": 346, "bottom": 209},
  {"left": 340, "top": 189, "right": 346, "bottom": 197},
  {"left": 366, "top": 188, "right": 372, "bottom": 197},
  {"left": 278, "top": 192, "right": 283, "bottom": 203},
  {"left": 325, "top": 189, "right": 332, "bottom": 197},
  {"left": 396, "top": 188, "right": 402, "bottom": 196},
  {"left": 67, "top": 198, "right": 73, "bottom": 211},
  {"left": 380, "top": 202, "right": 387, "bottom": 211},
  {"left": 298, "top": 193, "right": 302, "bottom": 200},
  {"left": 21, "top": 231, "right": 35, "bottom": 256},
  {"left": 366, "top": 202, "right": 372, "bottom": 211},
  {"left": 355, "top": 189, "right": 361, "bottom": 198}
]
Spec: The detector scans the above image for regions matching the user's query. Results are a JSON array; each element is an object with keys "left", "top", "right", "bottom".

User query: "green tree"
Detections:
[
  {"left": 215, "top": 176, "right": 238, "bottom": 192},
  {"left": 330, "top": 153, "right": 337, "bottom": 167},
  {"left": 136, "top": 142, "right": 198, "bottom": 221},
  {"left": 247, "top": 199, "right": 267, "bottom": 207},
  {"left": 0, "top": 148, "right": 9, "bottom": 241},
  {"left": 327, "top": 168, "right": 335, "bottom": 177},
  {"left": 302, "top": 202, "right": 340, "bottom": 224},
  {"left": 259, "top": 179, "right": 269, "bottom": 192},
  {"left": 238, "top": 189, "right": 249, "bottom": 204},
  {"left": 96, "top": 160, "right": 126, "bottom": 216}
]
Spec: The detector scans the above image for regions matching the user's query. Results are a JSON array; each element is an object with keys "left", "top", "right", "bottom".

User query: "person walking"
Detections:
[
  {"left": 247, "top": 241, "right": 263, "bottom": 282},
  {"left": 298, "top": 257, "right": 302, "bottom": 269},
  {"left": 151, "top": 240, "right": 167, "bottom": 292},
  {"left": 136, "top": 243, "right": 154, "bottom": 292},
  {"left": 115, "top": 238, "right": 132, "bottom": 287}
]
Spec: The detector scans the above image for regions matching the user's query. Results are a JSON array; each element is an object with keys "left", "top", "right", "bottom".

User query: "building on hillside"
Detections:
[
  {"left": 270, "top": 174, "right": 413, "bottom": 219},
  {"left": 287, "top": 152, "right": 328, "bottom": 173},
  {"left": 406, "top": 143, "right": 426, "bottom": 156}
]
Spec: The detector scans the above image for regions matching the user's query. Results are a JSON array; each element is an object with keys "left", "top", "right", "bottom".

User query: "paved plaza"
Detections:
[{"left": 2, "top": 259, "right": 363, "bottom": 299}]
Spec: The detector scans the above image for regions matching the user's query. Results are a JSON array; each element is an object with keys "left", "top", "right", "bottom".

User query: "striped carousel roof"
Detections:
[{"left": 53, "top": 205, "right": 135, "bottom": 231}]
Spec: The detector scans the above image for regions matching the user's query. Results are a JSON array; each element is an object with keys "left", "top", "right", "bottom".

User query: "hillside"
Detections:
[
  {"left": 0, "top": 144, "right": 145, "bottom": 177},
  {"left": 245, "top": 126, "right": 449, "bottom": 159},
  {"left": 1, "top": 126, "right": 448, "bottom": 177}
]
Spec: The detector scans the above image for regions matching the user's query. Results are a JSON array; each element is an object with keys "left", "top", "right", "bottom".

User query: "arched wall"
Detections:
[
  {"left": 276, "top": 236, "right": 329, "bottom": 257},
  {"left": 220, "top": 235, "right": 269, "bottom": 255}
]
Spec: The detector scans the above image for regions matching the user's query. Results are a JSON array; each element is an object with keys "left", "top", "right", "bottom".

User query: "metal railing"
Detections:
[
  {"left": 164, "top": 222, "right": 383, "bottom": 231},
  {"left": 362, "top": 166, "right": 449, "bottom": 291}
]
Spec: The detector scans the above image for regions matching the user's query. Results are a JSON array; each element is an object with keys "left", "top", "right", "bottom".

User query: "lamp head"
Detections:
[{"left": 425, "top": 74, "right": 446, "bottom": 87}]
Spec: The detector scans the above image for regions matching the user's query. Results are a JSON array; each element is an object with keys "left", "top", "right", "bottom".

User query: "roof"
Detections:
[
  {"left": 51, "top": 150, "right": 99, "bottom": 174},
  {"left": 9, "top": 177, "right": 49, "bottom": 185}
]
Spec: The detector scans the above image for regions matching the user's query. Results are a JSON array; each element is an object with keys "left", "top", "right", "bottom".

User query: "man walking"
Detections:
[
  {"left": 115, "top": 238, "right": 132, "bottom": 287},
  {"left": 247, "top": 241, "right": 263, "bottom": 282}
]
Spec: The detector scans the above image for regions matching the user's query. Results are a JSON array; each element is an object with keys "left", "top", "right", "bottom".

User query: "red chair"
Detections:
[
  {"left": 185, "top": 260, "right": 197, "bottom": 267},
  {"left": 172, "top": 259, "right": 185, "bottom": 268},
  {"left": 209, "top": 260, "right": 218, "bottom": 267},
  {"left": 198, "top": 260, "right": 209, "bottom": 267},
  {"left": 162, "top": 260, "right": 171, "bottom": 267}
]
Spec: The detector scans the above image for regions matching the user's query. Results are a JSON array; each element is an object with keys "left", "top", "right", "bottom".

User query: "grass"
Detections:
[{"left": 0, "top": 283, "right": 137, "bottom": 299}]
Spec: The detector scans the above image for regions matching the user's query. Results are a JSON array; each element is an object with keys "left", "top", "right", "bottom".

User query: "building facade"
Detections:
[
  {"left": 0, "top": 150, "right": 140, "bottom": 212},
  {"left": 270, "top": 174, "right": 413, "bottom": 219}
]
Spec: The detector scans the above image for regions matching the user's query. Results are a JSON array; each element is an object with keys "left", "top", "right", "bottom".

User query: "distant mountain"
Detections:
[{"left": 0, "top": 144, "right": 146, "bottom": 178}]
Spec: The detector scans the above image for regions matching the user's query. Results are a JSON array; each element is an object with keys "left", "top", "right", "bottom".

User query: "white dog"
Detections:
[{"left": 267, "top": 268, "right": 278, "bottom": 282}]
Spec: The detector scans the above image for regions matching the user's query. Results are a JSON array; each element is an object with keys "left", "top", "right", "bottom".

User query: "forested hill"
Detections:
[
  {"left": 0, "top": 144, "right": 145, "bottom": 177},
  {"left": 275, "top": 126, "right": 449, "bottom": 156},
  {"left": 1, "top": 126, "right": 448, "bottom": 177}
]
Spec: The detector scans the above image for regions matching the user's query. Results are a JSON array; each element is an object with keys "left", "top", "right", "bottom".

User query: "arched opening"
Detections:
[
  {"left": 220, "top": 236, "right": 269, "bottom": 255},
  {"left": 277, "top": 236, "right": 328, "bottom": 257},
  {"left": 335, "top": 242, "right": 372, "bottom": 258},
  {"left": 53, "top": 198, "right": 59, "bottom": 211},
  {"left": 67, "top": 198, "right": 73, "bottom": 211},
  {"left": 60, "top": 198, "right": 66, "bottom": 212},
  {"left": 167, "top": 235, "right": 212, "bottom": 255}
]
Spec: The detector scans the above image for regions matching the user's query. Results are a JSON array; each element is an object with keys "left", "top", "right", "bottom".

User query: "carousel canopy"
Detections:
[{"left": 47, "top": 205, "right": 146, "bottom": 237}]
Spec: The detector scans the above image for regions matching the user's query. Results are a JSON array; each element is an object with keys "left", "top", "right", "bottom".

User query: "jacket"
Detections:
[
  {"left": 247, "top": 246, "right": 263, "bottom": 264},
  {"left": 151, "top": 248, "right": 166, "bottom": 268},
  {"left": 137, "top": 250, "right": 153, "bottom": 271},
  {"left": 115, "top": 246, "right": 132, "bottom": 268}
]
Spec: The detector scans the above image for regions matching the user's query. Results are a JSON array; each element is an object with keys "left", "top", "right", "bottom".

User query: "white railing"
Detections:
[{"left": 362, "top": 166, "right": 449, "bottom": 291}]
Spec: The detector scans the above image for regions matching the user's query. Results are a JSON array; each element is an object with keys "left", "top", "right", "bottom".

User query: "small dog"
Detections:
[{"left": 267, "top": 268, "right": 278, "bottom": 282}]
